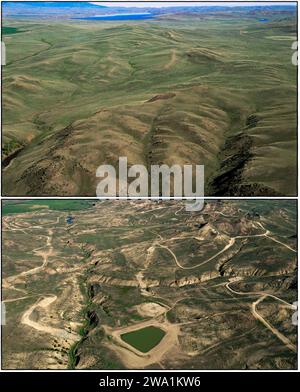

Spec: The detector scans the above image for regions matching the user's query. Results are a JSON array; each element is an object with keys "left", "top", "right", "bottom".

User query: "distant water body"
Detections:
[{"left": 75, "top": 13, "right": 155, "bottom": 21}]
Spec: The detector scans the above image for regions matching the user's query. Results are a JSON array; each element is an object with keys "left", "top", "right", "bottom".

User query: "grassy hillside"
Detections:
[
  {"left": 2, "top": 11, "right": 297, "bottom": 195},
  {"left": 2, "top": 199, "right": 93, "bottom": 215}
]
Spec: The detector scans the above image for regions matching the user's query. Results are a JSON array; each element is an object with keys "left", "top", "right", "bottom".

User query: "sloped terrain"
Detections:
[
  {"left": 2, "top": 200, "right": 297, "bottom": 369},
  {"left": 2, "top": 8, "right": 297, "bottom": 195}
]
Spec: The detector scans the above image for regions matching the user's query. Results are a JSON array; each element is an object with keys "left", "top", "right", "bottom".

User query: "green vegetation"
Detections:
[
  {"left": 68, "top": 340, "right": 81, "bottom": 369},
  {"left": 2, "top": 9, "right": 297, "bottom": 196},
  {"left": 2, "top": 139, "right": 23, "bottom": 158},
  {"left": 2, "top": 200, "right": 93, "bottom": 215},
  {"left": 2, "top": 26, "right": 22, "bottom": 35},
  {"left": 2, "top": 200, "right": 297, "bottom": 369},
  {"left": 68, "top": 262, "right": 94, "bottom": 369},
  {"left": 121, "top": 326, "right": 166, "bottom": 353}
]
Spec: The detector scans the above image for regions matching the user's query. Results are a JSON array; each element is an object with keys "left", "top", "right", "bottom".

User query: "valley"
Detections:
[
  {"left": 2, "top": 4, "right": 297, "bottom": 196},
  {"left": 2, "top": 199, "right": 297, "bottom": 369}
]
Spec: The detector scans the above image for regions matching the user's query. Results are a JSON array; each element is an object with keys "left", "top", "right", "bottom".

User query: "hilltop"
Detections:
[
  {"left": 2, "top": 200, "right": 297, "bottom": 369},
  {"left": 2, "top": 7, "right": 297, "bottom": 195}
]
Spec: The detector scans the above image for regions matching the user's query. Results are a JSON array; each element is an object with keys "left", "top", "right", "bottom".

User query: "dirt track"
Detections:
[
  {"left": 155, "top": 221, "right": 295, "bottom": 271},
  {"left": 4, "top": 225, "right": 78, "bottom": 343},
  {"left": 21, "top": 295, "right": 78, "bottom": 341},
  {"left": 251, "top": 296, "right": 296, "bottom": 353},
  {"left": 5, "top": 229, "right": 54, "bottom": 285},
  {"left": 226, "top": 281, "right": 296, "bottom": 353},
  {"left": 164, "top": 49, "right": 177, "bottom": 69}
]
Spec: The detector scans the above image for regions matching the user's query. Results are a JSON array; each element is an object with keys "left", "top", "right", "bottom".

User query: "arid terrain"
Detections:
[
  {"left": 2, "top": 200, "right": 298, "bottom": 369},
  {"left": 2, "top": 3, "right": 297, "bottom": 196}
]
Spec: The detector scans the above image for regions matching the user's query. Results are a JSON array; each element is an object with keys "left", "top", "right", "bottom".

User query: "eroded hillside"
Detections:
[
  {"left": 2, "top": 10, "right": 297, "bottom": 195},
  {"left": 2, "top": 200, "right": 297, "bottom": 369}
]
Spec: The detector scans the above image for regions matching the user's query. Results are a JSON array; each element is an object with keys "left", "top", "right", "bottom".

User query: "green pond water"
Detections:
[{"left": 121, "top": 326, "right": 166, "bottom": 353}]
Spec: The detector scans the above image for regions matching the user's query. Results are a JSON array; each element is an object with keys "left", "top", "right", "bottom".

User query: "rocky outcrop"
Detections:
[
  {"left": 167, "top": 271, "right": 219, "bottom": 288},
  {"left": 88, "top": 275, "right": 159, "bottom": 288}
]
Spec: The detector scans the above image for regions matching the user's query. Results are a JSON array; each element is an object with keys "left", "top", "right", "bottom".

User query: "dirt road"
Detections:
[
  {"left": 226, "top": 282, "right": 296, "bottom": 353},
  {"left": 155, "top": 221, "right": 295, "bottom": 271},
  {"left": 5, "top": 229, "right": 54, "bottom": 286},
  {"left": 21, "top": 295, "right": 78, "bottom": 341},
  {"left": 164, "top": 49, "right": 177, "bottom": 69}
]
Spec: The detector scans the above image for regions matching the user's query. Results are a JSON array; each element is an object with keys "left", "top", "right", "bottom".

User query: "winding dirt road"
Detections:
[
  {"left": 226, "top": 282, "right": 297, "bottom": 353},
  {"left": 3, "top": 226, "right": 78, "bottom": 342},
  {"left": 5, "top": 229, "right": 54, "bottom": 285},
  {"left": 148, "top": 215, "right": 297, "bottom": 355},
  {"left": 155, "top": 221, "right": 296, "bottom": 271},
  {"left": 157, "top": 238, "right": 235, "bottom": 270},
  {"left": 21, "top": 295, "right": 78, "bottom": 341}
]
